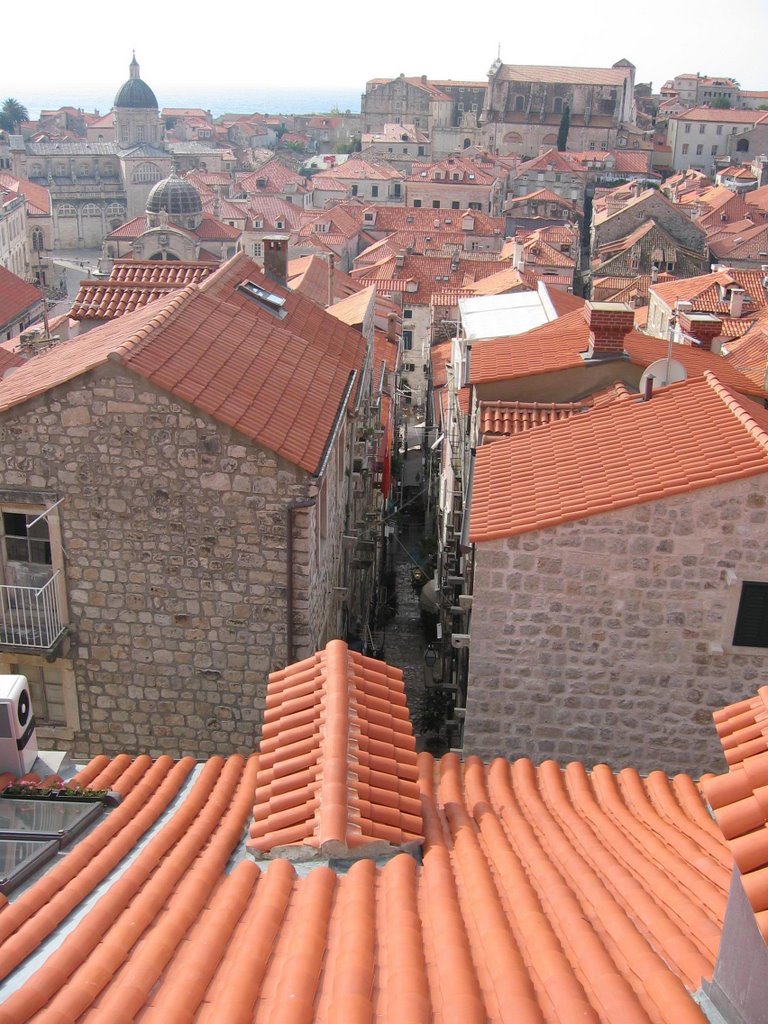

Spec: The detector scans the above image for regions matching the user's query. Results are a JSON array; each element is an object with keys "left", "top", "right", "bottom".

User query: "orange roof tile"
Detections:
[
  {"left": 0, "top": 267, "right": 43, "bottom": 327},
  {"left": 469, "top": 305, "right": 766, "bottom": 398},
  {"left": 703, "top": 687, "right": 768, "bottom": 939},
  {"left": 0, "top": 745, "right": 729, "bottom": 1021},
  {"left": 69, "top": 260, "right": 218, "bottom": 320},
  {"left": 286, "top": 254, "right": 362, "bottom": 307},
  {"left": 248, "top": 639, "right": 422, "bottom": 858},
  {"left": 480, "top": 398, "right": 589, "bottom": 437},
  {"left": 0, "top": 253, "right": 368, "bottom": 474},
  {"left": 471, "top": 371, "right": 768, "bottom": 542}
]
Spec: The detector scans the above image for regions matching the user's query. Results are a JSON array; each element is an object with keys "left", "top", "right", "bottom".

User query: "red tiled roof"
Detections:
[
  {"left": 248, "top": 640, "right": 422, "bottom": 858},
  {"left": 0, "top": 253, "right": 368, "bottom": 474},
  {"left": 703, "top": 687, "right": 768, "bottom": 939},
  {"left": 480, "top": 399, "right": 588, "bottom": 437},
  {"left": 505, "top": 187, "right": 582, "bottom": 214},
  {"left": 650, "top": 270, "right": 767, "bottom": 319},
  {"left": 470, "top": 372, "right": 768, "bottom": 542},
  {"left": 313, "top": 158, "right": 403, "bottom": 182},
  {"left": 288, "top": 255, "right": 363, "bottom": 308},
  {"left": 673, "top": 107, "right": 768, "bottom": 124},
  {"left": 337, "top": 202, "right": 505, "bottom": 237},
  {"left": 352, "top": 252, "right": 504, "bottom": 303},
  {"left": 470, "top": 305, "right": 766, "bottom": 397},
  {"left": 0, "top": 267, "right": 43, "bottom": 327},
  {"left": 1, "top": 749, "right": 726, "bottom": 1020},
  {"left": 406, "top": 156, "right": 496, "bottom": 184},
  {"left": 69, "top": 260, "right": 218, "bottom": 321},
  {"left": 0, "top": 173, "right": 51, "bottom": 217}
]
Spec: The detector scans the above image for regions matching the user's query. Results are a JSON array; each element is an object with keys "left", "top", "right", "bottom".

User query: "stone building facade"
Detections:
[
  {"left": 463, "top": 475, "right": 768, "bottom": 776},
  {"left": 0, "top": 364, "right": 353, "bottom": 758},
  {"left": 0, "top": 255, "right": 380, "bottom": 759},
  {"left": 481, "top": 58, "right": 636, "bottom": 156}
]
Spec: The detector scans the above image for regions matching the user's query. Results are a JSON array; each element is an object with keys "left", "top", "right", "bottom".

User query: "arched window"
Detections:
[
  {"left": 32, "top": 228, "right": 44, "bottom": 252},
  {"left": 542, "top": 133, "right": 558, "bottom": 145},
  {"left": 514, "top": 95, "right": 525, "bottom": 112},
  {"left": 133, "top": 162, "right": 163, "bottom": 183},
  {"left": 736, "top": 138, "right": 750, "bottom": 153},
  {"left": 57, "top": 204, "right": 77, "bottom": 217},
  {"left": 105, "top": 203, "right": 126, "bottom": 219},
  {"left": 82, "top": 203, "right": 101, "bottom": 217},
  {"left": 463, "top": 138, "right": 471, "bottom": 149},
  {"left": 503, "top": 131, "right": 523, "bottom": 144},
  {"left": 553, "top": 97, "right": 564, "bottom": 115}
]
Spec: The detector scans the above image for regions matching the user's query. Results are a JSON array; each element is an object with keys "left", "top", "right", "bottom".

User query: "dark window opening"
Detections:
[{"left": 733, "top": 581, "right": 768, "bottom": 647}]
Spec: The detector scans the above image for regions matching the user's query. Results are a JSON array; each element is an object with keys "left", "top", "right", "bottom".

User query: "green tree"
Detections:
[
  {"left": 557, "top": 104, "right": 571, "bottom": 151},
  {"left": 711, "top": 97, "right": 732, "bottom": 109},
  {"left": 0, "top": 98, "right": 29, "bottom": 133}
]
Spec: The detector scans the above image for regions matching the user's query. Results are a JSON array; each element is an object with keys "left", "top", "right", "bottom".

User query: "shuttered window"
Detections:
[{"left": 733, "top": 582, "right": 768, "bottom": 647}]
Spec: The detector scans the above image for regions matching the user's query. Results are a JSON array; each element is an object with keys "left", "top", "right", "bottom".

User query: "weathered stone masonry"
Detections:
[
  {"left": 0, "top": 365, "right": 346, "bottom": 759},
  {"left": 463, "top": 475, "right": 768, "bottom": 775}
]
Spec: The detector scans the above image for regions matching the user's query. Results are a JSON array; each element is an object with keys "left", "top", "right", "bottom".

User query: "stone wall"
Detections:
[
  {"left": 0, "top": 365, "right": 348, "bottom": 759},
  {"left": 463, "top": 475, "right": 768, "bottom": 775}
]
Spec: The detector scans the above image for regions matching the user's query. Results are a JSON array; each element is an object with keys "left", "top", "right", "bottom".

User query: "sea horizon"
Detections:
[{"left": 18, "top": 85, "right": 363, "bottom": 121}]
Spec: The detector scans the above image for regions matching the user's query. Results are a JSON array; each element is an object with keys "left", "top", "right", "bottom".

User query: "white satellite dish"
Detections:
[
  {"left": 1, "top": 367, "right": 19, "bottom": 380},
  {"left": 639, "top": 357, "right": 688, "bottom": 393}
]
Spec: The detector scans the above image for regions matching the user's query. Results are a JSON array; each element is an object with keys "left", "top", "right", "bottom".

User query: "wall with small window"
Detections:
[{"left": 465, "top": 473, "right": 768, "bottom": 775}]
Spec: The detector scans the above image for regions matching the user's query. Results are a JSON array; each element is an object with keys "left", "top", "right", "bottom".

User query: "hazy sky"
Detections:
[{"left": 3, "top": 0, "right": 768, "bottom": 106}]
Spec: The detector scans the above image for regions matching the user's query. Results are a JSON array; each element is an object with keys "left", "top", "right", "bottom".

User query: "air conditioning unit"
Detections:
[{"left": 0, "top": 675, "right": 38, "bottom": 775}]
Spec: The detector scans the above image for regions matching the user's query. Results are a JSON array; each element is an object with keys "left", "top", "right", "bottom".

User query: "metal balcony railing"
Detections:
[{"left": 0, "top": 572, "right": 66, "bottom": 650}]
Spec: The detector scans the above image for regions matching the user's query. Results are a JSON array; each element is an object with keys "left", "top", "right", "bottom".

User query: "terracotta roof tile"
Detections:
[
  {"left": 470, "top": 372, "right": 768, "bottom": 542},
  {"left": 480, "top": 398, "right": 590, "bottom": 437},
  {"left": 0, "top": 743, "right": 728, "bottom": 1021},
  {"left": 248, "top": 639, "right": 422, "bottom": 858},
  {"left": 703, "top": 688, "right": 768, "bottom": 940},
  {"left": 0, "top": 267, "right": 43, "bottom": 326},
  {"left": 469, "top": 305, "right": 766, "bottom": 397},
  {"left": 69, "top": 260, "right": 217, "bottom": 320}
]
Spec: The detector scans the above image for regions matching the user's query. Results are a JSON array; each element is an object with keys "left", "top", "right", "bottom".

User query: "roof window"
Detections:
[{"left": 237, "top": 280, "right": 287, "bottom": 317}]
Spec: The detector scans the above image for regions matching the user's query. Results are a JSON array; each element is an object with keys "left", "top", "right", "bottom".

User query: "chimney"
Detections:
[
  {"left": 263, "top": 234, "right": 289, "bottom": 285},
  {"left": 395, "top": 250, "right": 406, "bottom": 269},
  {"left": 327, "top": 253, "right": 335, "bottom": 308},
  {"left": 421, "top": 75, "right": 427, "bottom": 85},
  {"left": 677, "top": 311, "right": 722, "bottom": 351},
  {"left": 584, "top": 301, "right": 635, "bottom": 358},
  {"left": 387, "top": 313, "right": 399, "bottom": 343},
  {"left": 729, "top": 287, "right": 745, "bottom": 319}
]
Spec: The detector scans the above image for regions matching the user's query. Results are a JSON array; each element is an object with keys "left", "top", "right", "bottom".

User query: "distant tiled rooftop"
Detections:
[{"left": 69, "top": 260, "right": 218, "bottom": 321}]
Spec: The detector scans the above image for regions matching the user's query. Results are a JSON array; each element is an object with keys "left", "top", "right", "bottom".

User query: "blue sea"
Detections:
[{"left": 21, "top": 86, "right": 362, "bottom": 120}]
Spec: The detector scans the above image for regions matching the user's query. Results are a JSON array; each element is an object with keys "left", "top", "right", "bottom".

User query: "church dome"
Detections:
[
  {"left": 146, "top": 173, "right": 203, "bottom": 218},
  {"left": 114, "top": 53, "right": 158, "bottom": 110}
]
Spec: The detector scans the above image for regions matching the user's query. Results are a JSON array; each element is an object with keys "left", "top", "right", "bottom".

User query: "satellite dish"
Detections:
[
  {"left": 2, "top": 367, "right": 19, "bottom": 380},
  {"left": 639, "top": 357, "right": 688, "bottom": 393}
]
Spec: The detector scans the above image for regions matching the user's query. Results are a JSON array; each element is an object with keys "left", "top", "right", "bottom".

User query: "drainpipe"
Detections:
[{"left": 286, "top": 497, "right": 316, "bottom": 665}]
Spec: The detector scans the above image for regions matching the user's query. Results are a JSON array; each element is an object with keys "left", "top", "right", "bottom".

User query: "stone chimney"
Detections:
[
  {"left": 677, "top": 311, "right": 722, "bottom": 352},
  {"left": 584, "top": 301, "right": 635, "bottom": 358},
  {"left": 327, "top": 254, "right": 335, "bottom": 308},
  {"left": 387, "top": 313, "right": 399, "bottom": 343},
  {"left": 263, "top": 234, "right": 289, "bottom": 285},
  {"left": 729, "top": 287, "right": 745, "bottom": 319}
]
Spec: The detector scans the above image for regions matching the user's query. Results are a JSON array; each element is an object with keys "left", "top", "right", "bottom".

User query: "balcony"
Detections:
[{"left": 0, "top": 573, "right": 66, "bottom": 652}]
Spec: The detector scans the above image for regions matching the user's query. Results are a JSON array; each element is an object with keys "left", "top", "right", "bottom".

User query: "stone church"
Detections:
[{"left": 7, "top": 57, "right": 227, "bottom": 249}]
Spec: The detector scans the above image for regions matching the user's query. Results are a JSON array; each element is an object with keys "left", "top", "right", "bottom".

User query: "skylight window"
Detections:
[{"left": 238, "top": 280, "right": 288, "bottom": 318}]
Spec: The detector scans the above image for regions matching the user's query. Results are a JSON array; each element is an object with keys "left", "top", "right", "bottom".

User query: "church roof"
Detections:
[{"left": 114, "top": 54, "right": 158, "bottom": 110}]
